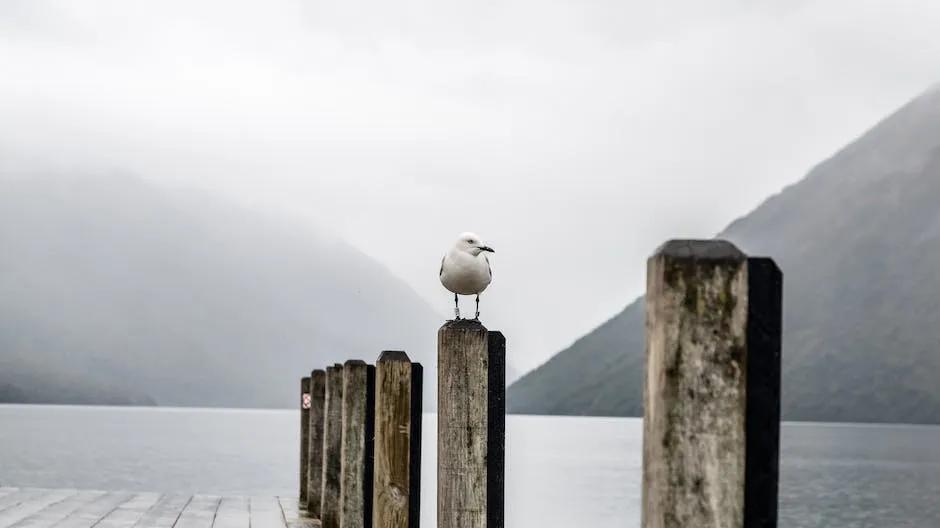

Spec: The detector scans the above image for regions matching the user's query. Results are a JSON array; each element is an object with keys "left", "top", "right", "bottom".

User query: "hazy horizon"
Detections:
[{"left": 4, "top": 1, "right": 940, "bottom": 372}]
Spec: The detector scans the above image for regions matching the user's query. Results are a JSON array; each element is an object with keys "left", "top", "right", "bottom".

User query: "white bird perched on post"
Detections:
[{"left": 440, "top": 232, "right": 494, "bottom": 320}]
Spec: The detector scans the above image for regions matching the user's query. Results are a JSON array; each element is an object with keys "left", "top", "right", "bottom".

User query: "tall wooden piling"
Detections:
[
  {"left": 307, "top": 369, "right": 327, "bottom": 515},
  {"left": 372, "top": 351, "right": 423, "bottom": 528},
  {"left": 322, "top": 364, "right": 345, "bottom": 528},
  {"left": 300, "top": 376, "right": 311, "bottom": 505},
  {"left": 642, "top": 240, "right": 782, "bottom": 528},
  {"left": 437, "top": 320, "right": 506, "bottom": 528},
  {"left": 339, "top": 360, "right": 376, "bottom": 528}
]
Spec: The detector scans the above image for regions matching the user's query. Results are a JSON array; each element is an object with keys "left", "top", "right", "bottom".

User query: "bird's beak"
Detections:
[{"left": 479, "top": 246, "right": 495, "bottom": 253}]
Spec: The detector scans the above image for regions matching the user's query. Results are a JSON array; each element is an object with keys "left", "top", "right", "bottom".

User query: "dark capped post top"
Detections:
[
  {"left": 439, "top": 318, "right": 488, "bottom": 332},
  {"left": 377, "top": 350, "right": 411, "bottom": 362},
  {"left": 653, "top": 239, "right": 746, "bottom": 261}
]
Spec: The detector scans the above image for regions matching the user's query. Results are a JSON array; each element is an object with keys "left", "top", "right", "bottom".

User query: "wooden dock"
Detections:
[
  {"left": 1, "top": 239, "right": 785, "bottom": 528},
  {"left": 0, "top": 488, "right": 320, "bottom": 528}
]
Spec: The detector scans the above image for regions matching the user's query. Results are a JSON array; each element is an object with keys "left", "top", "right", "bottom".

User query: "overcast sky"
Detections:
[{"left": 2, "top": 0, "right": 940, "bottom": 373}]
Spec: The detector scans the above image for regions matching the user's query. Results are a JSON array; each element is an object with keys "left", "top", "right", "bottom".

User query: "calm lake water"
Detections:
[{"left": 1, "top": 405, "right": 939, "bottom": 527}]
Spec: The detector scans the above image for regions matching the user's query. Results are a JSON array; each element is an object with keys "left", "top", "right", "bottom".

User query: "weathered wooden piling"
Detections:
[
  {"left": 300, "top": 376, "right": 311, "bottom": 505},
  {"left": 322, "top": 364, "right": 345, "bottom": 528},
  {"left": 642, "top": 240, "right": 782, "bottom": 528},
  {"left": 339, "top": 360, "right": 376, "bottom": 528},
  {"left": 437, "top": 320, "right": 505, "bottom": 528},
  {"left": 307, "top": 369, "right": 327, "bottom": 515},
  {"left": 372, "top": 351, "right": 423, "bottom": 528}
]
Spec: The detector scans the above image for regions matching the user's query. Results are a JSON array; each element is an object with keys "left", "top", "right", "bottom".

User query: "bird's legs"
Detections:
[
  {"left": 474, "top": 294, "right": 480, "bottom": 320},
  {"left": 454, "top": 293, "right": 461, "bottom": 320}
]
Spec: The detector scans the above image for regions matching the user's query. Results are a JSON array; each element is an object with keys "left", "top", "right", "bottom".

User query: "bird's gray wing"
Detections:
[
  {"left": 485, "top": 255, "right": 492, "bottom": 279},
  {"left": 440, "top": 255, "right": 445, "bottom": 277}
]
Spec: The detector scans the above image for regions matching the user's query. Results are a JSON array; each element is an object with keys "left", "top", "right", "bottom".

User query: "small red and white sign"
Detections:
[{"left": 302, "top": 393, "right": 311, "bottom": 409}]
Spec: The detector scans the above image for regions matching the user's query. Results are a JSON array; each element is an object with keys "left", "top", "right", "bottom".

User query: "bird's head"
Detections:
[{"left": 455, "top": 232, "right": 495, "bottom": 257}]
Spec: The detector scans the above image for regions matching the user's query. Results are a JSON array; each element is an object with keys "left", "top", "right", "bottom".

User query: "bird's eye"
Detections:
[{"left": 468, "top": 239, "right": 475, "bottom": 244}]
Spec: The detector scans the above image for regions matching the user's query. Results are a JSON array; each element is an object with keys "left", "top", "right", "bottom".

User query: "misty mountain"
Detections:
[
  {"left": 0, "top": 174, "right": 441, "bottom": 408},
  {"left": 509, "top": 86, "right": 940, "bottom": 424}
]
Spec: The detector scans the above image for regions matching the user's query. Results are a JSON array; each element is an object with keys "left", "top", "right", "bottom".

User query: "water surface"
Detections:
[{"left": 1, "top": 405, "right": 938, "bottom": 527}]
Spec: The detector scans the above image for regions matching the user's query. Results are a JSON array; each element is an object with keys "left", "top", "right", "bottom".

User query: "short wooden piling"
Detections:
[
  {"left": 339, "top": 360, "right": 376, "bottom": 528},
  {"left": 642, "top": 240, "right": 782, "bottom": 528},
  {"left": 300, "top": 376, "right": 311, "bottom": 505},
  {"left": 308, "top": 369, "right": 327, "bottom": 515},
  {"left": 322, "top": 364, "right": 345, "bottom": 528},
  {"left": 372, "top": 351, "right": 423, "bottom": 528},
  {"left": 437, "top": 320, "right": 506, "bottom": 528}
]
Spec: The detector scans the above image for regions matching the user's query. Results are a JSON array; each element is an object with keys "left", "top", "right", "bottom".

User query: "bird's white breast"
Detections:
[{"left": 440, "top": 249, "right": 492, "bottom": 295}]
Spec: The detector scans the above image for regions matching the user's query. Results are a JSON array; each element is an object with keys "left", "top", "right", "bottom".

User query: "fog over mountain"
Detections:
[
  {"left": 0, "top": 173, "right": 441, "bottom": 408},
  {"left": 509, "top": 86, "right": 940, "bottom": 424},
  {"left": 5, "top": 1, "right": 940, "bottom": 377}
]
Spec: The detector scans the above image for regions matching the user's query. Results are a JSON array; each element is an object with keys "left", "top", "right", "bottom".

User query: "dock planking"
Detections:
[
  {"left": 0, "top": 489, "right": 320, "bottom": 528},
  {"left": 277, "top": 497, "right": 320, "bottom": 528},
  {"left": 173, "top": 495, "right": 221, "bottom": 528},
  {"left": 247, "top": 497, "right": 286, "bottom": 528},
  {"left": 94, "top": 493, "right": 163, "bottom": 528},
  {"left": 134, "top": 495, "right": 193, "bottom": 528},
  {"left": 9, "top": 490, "right": 106, "bottom": 528},
  {"left": 0, "top": 489, "right": 43, "bottom": 513},
  {"left": 55, "top": 491, "right": 136, "bottom": 528},
  {"left": 211, "top": 497, "right": 248, "bottom": 528},
  {"left": 0, "top": 488, "right": 79, "bottom": 527}
]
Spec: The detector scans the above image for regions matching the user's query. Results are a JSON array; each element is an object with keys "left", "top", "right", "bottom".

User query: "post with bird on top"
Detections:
[
  {"left": 642, "top": 240, "right": 782, "bottom": 528},
  {"left": 437, "top": 232, "right": 505, "bottom": 528}
]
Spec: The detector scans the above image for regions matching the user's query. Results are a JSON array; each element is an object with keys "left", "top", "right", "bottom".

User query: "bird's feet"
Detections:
[
  {"left": 473, "top": 311, "right": 480, "bottom": 320},
  {"left": 454, "top": 308, "right": 462, "bottom": 320}
]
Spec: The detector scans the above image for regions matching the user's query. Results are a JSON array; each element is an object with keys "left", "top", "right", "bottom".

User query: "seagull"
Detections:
[{"left": 440, "top": 232, "right": 494, "bottom": 320}]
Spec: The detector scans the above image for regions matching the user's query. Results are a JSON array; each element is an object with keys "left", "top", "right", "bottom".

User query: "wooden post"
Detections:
[
  {"left": 643, "top": 240, "right": 782, "bottom": 528},
  {"left": 437, "top": 320, "right": 505, "bottom": 528},
  {"left": 372, "top": 351, "right": 423, "bottom": 528},
  {"left": 308, "top": 369, "right": 327, "bottom": 515},
  {"left": 300, "top": 376, "right": 311, "bottom": 505},
  {"left": 322, "top": 364, "right": 345, "bottom": 528},
  {"left": 339, "top": 360, "right": 376, "bottom": 528}
]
